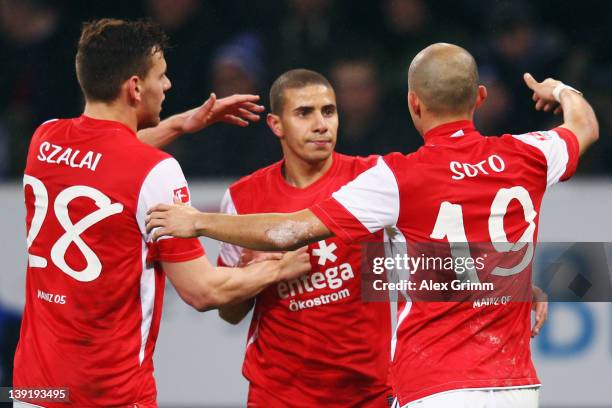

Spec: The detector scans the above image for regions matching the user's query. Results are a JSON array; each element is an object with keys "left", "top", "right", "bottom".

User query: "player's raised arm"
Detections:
[
  {"left": 137, "top": 93, "right": 264, "bottom": 148},
  {"left": 164, "top": 248, "right": 310, "bottom": 312},
  {"left": 147, "top": 204, "right": 331, "bottom": 251},
  {"left": 523, "top": 73, "right": 598, "bottom": 155}
]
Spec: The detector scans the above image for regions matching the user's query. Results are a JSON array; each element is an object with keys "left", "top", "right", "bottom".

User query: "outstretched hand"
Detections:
[
  {"left": 181, "top": 93, "right": 265, "bottom": 134},
  {"left": 523, "top": 73, "right": 563, "bottom": 115}
]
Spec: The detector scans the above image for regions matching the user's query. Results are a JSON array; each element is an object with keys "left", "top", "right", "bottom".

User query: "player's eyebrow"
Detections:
[
  {"left": 322, "top": 104, "right": 336, "bottom": 112},
  {"left": 294, "top": 106, "right": 314, "bottom": 115}
]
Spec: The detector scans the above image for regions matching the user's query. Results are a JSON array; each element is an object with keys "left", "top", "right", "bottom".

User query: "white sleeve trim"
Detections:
[
  {"left": 134, "top": 159, "right": 189, "bottom": 367},
  {"left": 512, "top": 130, "right": 570, "bottom": 187},
  {"left": 331, "top": 156, "right": 400, "bottom": 233},
  {"left": 136, "top": 157, "right": 190, "bottom": 242},
  {"left": 218, "top": 188, "right": 243, "bottom": 266}
]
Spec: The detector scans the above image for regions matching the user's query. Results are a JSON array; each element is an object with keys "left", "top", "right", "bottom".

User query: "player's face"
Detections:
[
  {"left": 276, "top": 85, "right": 338, "bottom": 164},
  {"left": 138, "top": 51, "right": 171, "bottom": 129}
]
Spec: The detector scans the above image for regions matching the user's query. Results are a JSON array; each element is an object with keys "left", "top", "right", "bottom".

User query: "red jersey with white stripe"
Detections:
[
  {"left": 310, "top": 121, "right": 579, "bottom": 405},
  {"left": 15, "top": 116, "right": 204, "bottom": 407},
  {"left": 218, "top": 152, "right": 392, "bottom": 407}
]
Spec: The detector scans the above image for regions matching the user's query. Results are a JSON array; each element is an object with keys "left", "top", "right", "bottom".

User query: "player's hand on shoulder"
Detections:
[
  {"left": 277, "top": 247, "right": 311, "bottom": 281},
  {"left": 146, "top": 200, "right": 200, "bottom": 240},
  {"left": 523, "top": 73, "right": 563, "bottom": 115}
]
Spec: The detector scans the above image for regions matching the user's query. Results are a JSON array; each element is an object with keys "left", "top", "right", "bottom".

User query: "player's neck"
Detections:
[
  {"left": 420, "top": 113, "right": 474, "bottom": 136},
  {"left": 282, "top": 154, "right": 334, "bottom": 189},
  {"left": 83, "top": 101, "right": 138, "bottom": 133}
]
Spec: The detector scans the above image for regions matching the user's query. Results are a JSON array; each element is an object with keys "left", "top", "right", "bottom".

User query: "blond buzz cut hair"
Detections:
[{"left": 408, "top": 43, "right": 479, "bottom": 115}]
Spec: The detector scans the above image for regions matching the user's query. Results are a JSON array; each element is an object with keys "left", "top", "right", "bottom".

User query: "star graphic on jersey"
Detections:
[{"left": 312, "top": 240, "right": 337, "bottom": 266}]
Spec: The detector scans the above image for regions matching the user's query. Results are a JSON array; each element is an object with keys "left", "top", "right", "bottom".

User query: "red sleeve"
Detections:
[
  {"left": 310, "top": 198, "right": 371, "bottom": 244},
  {"left": 147, "top": 237, "right": 205, "bottom": 263},
  {"left": 553, "top": 127, "right": 580, "bottom": 181}
]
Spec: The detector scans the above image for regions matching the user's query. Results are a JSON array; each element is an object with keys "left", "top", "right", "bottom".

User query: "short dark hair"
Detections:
[
  {"left": 76, "top": 19, "right": 169, "bottom": 102},
  {"left": 269, "top": 69, "right": 333, "bottom": 114}
]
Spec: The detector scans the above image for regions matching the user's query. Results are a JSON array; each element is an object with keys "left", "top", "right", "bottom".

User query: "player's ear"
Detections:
[
  {"left": 267, "top": 113, "right": 283, "bottom": 138},
  {"left": 408, "top": 91, "right": 421, "bottom": 117},
  {"left": 474, "top": 85, "right": 488, "bottom": 110},
  {"left": 126, "top": 75, "right": 142, "bottom": 104}
]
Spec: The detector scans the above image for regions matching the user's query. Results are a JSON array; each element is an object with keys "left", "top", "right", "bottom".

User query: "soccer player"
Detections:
[
  {"left": 147, "top": 43, "right": 598, "bottom": 408},
  {"left": 15, "top": 19, "right": 310, "bottom": 408},
  {"left": 216, "top": 69, "right": 392, "bottom": 407}
]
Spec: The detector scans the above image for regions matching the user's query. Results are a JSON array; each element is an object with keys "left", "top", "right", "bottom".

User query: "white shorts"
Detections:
[{"left": 393, "top": 387, "right": 540, "bottom": 408}]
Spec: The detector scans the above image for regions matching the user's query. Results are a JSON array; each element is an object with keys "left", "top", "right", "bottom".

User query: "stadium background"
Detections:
[{"left": 0, "top": 0, "right": 610, "bottom": 407}]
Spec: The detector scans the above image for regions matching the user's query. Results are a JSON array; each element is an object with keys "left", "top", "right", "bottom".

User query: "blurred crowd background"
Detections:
[
  {"left": 1, "top": 1, "right": 612, "bottom": 401},
  {"left": 1, "top": 0, "right": 611, "bottom": 180}
]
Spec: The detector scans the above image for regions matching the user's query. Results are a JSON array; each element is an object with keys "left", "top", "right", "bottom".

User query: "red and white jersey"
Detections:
[
  {"left": 15, "top": 116, "right": 204, "bottom": 407},
  {"left": 310, "top": 121, "right": 579, "bottom": 405},
  {"left": 218, "top": 153, "right": 392, "bottom": 407}
]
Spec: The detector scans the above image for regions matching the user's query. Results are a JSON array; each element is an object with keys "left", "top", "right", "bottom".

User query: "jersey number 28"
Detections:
[{"left": 24, "top": 175, "right": 124, "bottom": 282}]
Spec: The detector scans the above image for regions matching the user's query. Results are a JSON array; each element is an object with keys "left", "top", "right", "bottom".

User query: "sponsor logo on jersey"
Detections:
[{"left": 276, "top": 240, "right": 355, "bottom": 311}]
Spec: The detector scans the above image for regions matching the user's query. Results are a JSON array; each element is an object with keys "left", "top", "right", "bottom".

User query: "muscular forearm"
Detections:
[
  {"left": 147, "top": 204, "right": 332, "bottom": 247},
  {"left": 559, "top": 90, "right": 599, "bottom": 155},
  {"left": 195, "top": 211, "right": 327, "bottom": 251},
  {"left": 171, "top": 262, "right": 280, "bottom": 312},
  {"left": 204, "top": 263, "right": 281, "bottom": 308},
  {"left": 164, "top": 255, "right": 280, "bottom": 312},
  {"left": 218, "top": 298, "right": 255, "bottom": 324},
  {"left": 137, "top": 110, "right": 194, "bottom": 148},
  {"left": 165, "top": 247, "right": 309, "bottom": 312}
]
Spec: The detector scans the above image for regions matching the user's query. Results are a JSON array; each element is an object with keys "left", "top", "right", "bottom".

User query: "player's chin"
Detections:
[
  {"left": 307, "top": 140, "right": 334, "bottom": 152},
  {"left": 305, "top": 147, "right": 333, "bottom": 162}
]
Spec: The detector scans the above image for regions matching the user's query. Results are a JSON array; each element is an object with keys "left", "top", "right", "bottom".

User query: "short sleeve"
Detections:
[
  {"left": 512, "top": 127, "right": 579, "bottom": 187},
  {"left": 217, "top": 188, "right": 244, "bottom": 267},
  {"left": 310, "top": 156, "right": 400, "bottom": 244},
  {"left": 137, "top": 158, "right": 204, "bottom": 263}
]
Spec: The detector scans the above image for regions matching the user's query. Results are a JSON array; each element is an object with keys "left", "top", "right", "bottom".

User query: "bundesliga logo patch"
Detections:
[
  {"left": 173, "top": 186, "right": 190, "bottom": 203},
  {"left": 528, "top": 131, "right": 551, "bottom": 141}
]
